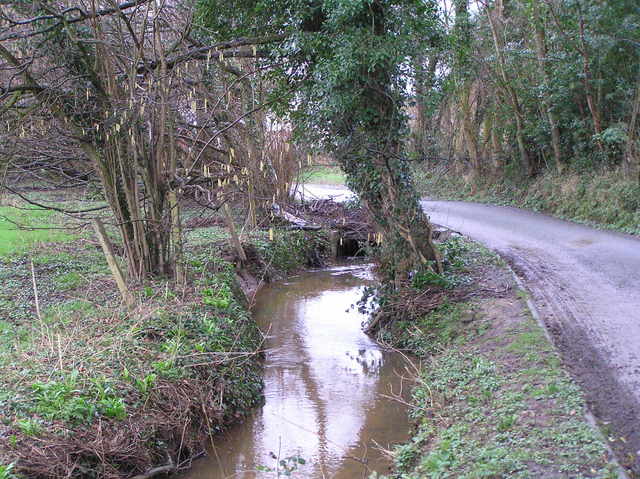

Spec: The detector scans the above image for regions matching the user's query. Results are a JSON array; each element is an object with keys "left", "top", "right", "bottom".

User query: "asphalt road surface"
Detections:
[{"left": 301, "top": 184, "right": 640, "bottom": 474}]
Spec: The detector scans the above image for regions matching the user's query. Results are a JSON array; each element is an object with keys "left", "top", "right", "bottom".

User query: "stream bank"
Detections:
[
  {"left": 370, "top": 236, "right": 623, "bottom": 478},
  {"left": 0, "top": 210, "right": 328, "bottom": 479}
]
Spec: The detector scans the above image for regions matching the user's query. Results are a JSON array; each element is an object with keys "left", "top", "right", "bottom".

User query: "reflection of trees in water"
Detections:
[{"left": 192, "top": 266, "right": 410, "bottom": 478}]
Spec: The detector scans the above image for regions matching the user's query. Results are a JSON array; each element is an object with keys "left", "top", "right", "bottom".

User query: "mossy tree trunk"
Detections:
[
  {"left": 339, "top": 144, "right": 442, "bottom": 284},
  {"left": 334, "top": 1, "right": 442, "bottom": 284}
]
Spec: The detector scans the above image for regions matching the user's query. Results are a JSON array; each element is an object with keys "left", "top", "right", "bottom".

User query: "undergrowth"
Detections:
[
  {"left": 373, "top": 236, "right": 619, "bottom": 478},
  {"left": 414, "top": 165, "right": 640, "bottom": 235},
  {"left": 0, "top": 198, "right": 326, "bottom": 478},
  {"left": 0, "top": 243, "right": 265, "bottom": 478}
]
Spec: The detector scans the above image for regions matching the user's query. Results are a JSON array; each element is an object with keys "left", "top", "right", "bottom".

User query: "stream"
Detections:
[{"left": 183, "top": 263, "right": 412, "bottom": 478}]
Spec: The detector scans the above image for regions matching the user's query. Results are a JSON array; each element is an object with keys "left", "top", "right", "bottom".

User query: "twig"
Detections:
[
  {"left": 57, "top": 334, "right": 63, "bottom": 371},
  {"left": 129, "top": 464, "right": 176, "bottom": 479},
  {"left": 30, "top": 259, "right": 42, "bottom": 322}
]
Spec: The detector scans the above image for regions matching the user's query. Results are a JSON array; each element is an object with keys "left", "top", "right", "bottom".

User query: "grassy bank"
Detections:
[
  {"left": 300, "top": 165, "right": 346, "bottom": 186},
  {"left": 373, "top": 236, "right": 620, "bottom": 478},
  {"left": 414, "top": 166, "right": 640, "bottom": 236},
  {"left": 0, "top": 206, "right": 74, "bottom": 256},
  {"left": 0, "top": 197, "right": 327, "bottom": 478}
]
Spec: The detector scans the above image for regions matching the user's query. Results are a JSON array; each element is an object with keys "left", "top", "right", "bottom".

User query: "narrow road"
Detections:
[{"left": 302, "top": 184, "right": 640, "bottom": 473}]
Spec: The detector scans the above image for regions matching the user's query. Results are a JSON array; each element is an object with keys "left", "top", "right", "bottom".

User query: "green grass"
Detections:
[
  {"left": 374, "top": 238, "right": 619, "bottom": 479},
  {"left": 413, "top": 165, "right": 640, "bottom": 236},
  {"left": 301, "top": 165, "right": 346, "bottom": 185},
  {"left": 0, "top": 463, "right": 17, "bottom": 479},
  {"left": 0, "top": 206, "right": 73, "bottom": 257}
]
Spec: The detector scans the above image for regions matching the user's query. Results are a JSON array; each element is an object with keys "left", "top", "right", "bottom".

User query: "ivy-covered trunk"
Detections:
[
  {"left": 339, "top": 143, "right": 442, "bottom": 285},
  {"left": 334, "top": 0, "right": 441, "bottom": 285}
]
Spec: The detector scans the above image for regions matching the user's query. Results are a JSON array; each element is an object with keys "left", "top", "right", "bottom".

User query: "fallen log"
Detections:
[{"left": 272, "top": 203, "right": 322, "bottom": 230}]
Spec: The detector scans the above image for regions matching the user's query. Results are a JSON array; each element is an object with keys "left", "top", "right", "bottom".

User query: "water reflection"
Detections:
[{"left": 183, "top": 264, "right": 411, "bottom": 478}]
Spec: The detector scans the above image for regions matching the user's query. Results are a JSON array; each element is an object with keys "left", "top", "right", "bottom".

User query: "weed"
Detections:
[
  {"left": 98, "top": 397, "right": 127, "bottom": 420},
  {"left": 412, "top": 269, "right": 452, "bottom": 289},
  {"left": 30, "top": 374, "right": 96, "bottom": 424},
  {"left": 133, "top": 374, "right": 157, "bottom": 396},
  {"left": 384, "top": 302, "right": 467, "bottom": 358},
  {"left": 54, "top": 272, "right": 83, "bottom": 290},
  {"left": 497, "top": 414, "right": 517, "bottom": 432},
  {"left": 152, "top": 360, "right": 181, "bottom": 379},
  {"left": 32, "top": 252, "right": 74, "bottom": 265},
  {"left": 0, "top": 463, "right": 17, "bottom": 479},
  {"left": 17, "top": 419, "right": 42, "bottom": 437},
  {"left": 201, "top": 286, "right": 231, "bottom": 309}
]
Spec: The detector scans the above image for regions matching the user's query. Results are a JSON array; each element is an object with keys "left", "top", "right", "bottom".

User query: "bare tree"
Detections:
[{"left": 1, "top": 0, "right": 292, "bottom": 283}]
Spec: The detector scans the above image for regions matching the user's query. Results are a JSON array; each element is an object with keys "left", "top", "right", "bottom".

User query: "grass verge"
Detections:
[
  {"left": 0, "top": 206, "right": 74, "bottom": 257},
  {"left": 372, "top": 236, "right": 620, "bottom": 478},
  {"left": 300, "top": 164, "right": 347, "bottom": 186},
  {"left": 414, "top": 165, "right": 640, "bottom": 236}
]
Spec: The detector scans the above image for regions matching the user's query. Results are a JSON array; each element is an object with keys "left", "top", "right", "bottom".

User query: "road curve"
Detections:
[
  {"left": 301, "top": 184, "right": 640, "bottom": 473},
  {"left": 425, "top": 200, "right": 640, "bottom": 471}
]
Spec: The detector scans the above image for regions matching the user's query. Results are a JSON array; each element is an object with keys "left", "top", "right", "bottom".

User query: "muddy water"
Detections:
[{"left": 183, "top": 264, "right": 412, "bottom": 478}]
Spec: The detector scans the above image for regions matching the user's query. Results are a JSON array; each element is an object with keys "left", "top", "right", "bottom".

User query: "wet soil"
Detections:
[{"left": 182, "top": 263, "right": 413, "bottom": 478}]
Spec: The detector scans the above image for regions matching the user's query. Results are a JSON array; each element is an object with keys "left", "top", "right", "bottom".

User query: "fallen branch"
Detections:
[{"left": 130, "top": 464, "right": 176, "bottom": 479}]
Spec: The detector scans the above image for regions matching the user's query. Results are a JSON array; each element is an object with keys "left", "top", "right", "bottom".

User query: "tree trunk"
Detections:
[
  {"left": 338, "top": 138, "right": 442, "bottom": 284},
  {"left": 93, "top": 218, "right": 136, "bottom": 309},
  {"left": 453, "top": 0, "right": 481, "bottom": 182},
  {"left": 461, "top": 85, "right": 481, "bottom": 183},
  {"left": 577, "top": 12, "right": 603, "bottom": 141},
  {"left": 486, "top": 1, "right": 532, "bottom": 176},
  {"left": 489, "top": 113, "right": 505, "bottom": 176},
  {"left": 625, "top": 76, "right": 640, "bottom": 182},
  {"left": 532, "top": 6, "right": 563, "bottom": 170},
  {"left": 413, "top": 54, "right": 439, "bottom": 163},
  {"left": 331, "top": 0, "right": 442, "bottom": 285}
]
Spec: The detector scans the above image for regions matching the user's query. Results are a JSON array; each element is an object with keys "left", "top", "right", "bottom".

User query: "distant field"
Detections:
[
  {"left": 301, "top": 165, "right": 346, "bottom": 185},
  {"left": 0, "top": 206, "right": 73, "bottom": 257}
]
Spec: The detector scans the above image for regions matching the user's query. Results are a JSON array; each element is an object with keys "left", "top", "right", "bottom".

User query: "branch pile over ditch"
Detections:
[{"left": 291, "top": 199, "right": 375, "bottom": 241}]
